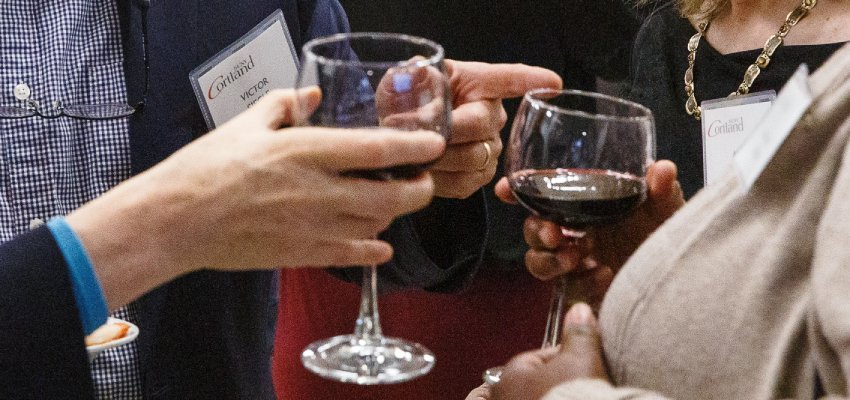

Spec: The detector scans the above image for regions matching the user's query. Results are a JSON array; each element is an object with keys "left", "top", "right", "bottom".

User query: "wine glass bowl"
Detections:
[
  {"left": 296, "top": 32, "right": 450, "bottom": 179},
  {"left": 505, "top": 89, "right": 654, "bottom": 232},
  {"left": 296, "top": 32, "right": 449, "bottom": 385}
]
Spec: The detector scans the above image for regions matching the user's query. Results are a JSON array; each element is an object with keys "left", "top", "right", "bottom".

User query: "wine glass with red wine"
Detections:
[
  {"left": 484, "top": 88, "right": 654, "bottom": 384},
  {"left": 295, "top": 32, "right": 450, "bottom": 385}
]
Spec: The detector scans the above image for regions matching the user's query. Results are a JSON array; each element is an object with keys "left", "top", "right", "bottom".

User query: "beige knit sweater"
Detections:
[{"left": 543, "top": 43, "right": 850, "bottom": 400}]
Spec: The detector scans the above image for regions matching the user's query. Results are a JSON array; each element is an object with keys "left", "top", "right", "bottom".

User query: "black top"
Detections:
[
  {"left": 630, "top": 4, "right": 845, "bottom": 198},
  {"left": 341, "top": 0, "right": 643, "bottom": 269}
]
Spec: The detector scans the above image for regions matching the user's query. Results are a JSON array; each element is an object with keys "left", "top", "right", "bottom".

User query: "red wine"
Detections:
[{"left": 510, "top": 169, "right": 646, "bottom": 227}]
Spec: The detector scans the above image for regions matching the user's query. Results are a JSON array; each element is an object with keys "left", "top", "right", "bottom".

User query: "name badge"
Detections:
[
  {"left": 701, "top": 90, "right": 776, "bottom": 185},
  {"left": 190, "top": 10, "right": 299, "bottom": 129},
  {"left": 734, "top": 64, "right": 812, "bottom": 192}
]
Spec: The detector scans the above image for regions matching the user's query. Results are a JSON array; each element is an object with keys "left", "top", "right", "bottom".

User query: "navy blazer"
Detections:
[
  {"left": 0, "top": 0, "right": 486, "bottom": 398},
  {"left": 0, "top": 227, "right": 92, "bottom": 399}
]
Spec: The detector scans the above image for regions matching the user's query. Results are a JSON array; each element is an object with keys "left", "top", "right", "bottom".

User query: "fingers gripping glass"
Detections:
[
  {"left": 295, "top": 32, "right": 450, "bottom": 385},
  {"left": 483, "top": 89, "right": 655, "bottom": 385},
  {"left": 0, "top": 6, "right": 150, "bottom": 120}
]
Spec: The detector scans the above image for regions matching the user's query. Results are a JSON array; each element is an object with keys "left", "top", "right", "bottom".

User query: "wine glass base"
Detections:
[
  {"left": 301, "top": 334, "right": 435, "bottom": 385},
  {"left": 483, "top": 366, "right": 503, "bottom": 385}
]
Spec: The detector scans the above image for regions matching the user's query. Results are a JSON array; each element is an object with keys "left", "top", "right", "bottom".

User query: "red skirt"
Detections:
[{"left": 272, "top": 267, "right": 551, "bottom": 400}]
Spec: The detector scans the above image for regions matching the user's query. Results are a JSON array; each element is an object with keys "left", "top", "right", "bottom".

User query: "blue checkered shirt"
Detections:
[{"left": 0, "top": 1, "right": 142, "bottom": 398}]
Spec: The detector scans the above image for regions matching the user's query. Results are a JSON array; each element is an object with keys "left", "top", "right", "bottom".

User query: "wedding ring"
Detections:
[{"left": 478, "top": 141, "right": 492, "bottom": 171}]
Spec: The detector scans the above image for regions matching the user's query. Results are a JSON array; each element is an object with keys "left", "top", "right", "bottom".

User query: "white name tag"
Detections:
[
  {"left": 701, "top": 90, "right": 776, "bottom": 185},
  {"left": 190, "top": 10, "right": 299, "bottom": 129}
]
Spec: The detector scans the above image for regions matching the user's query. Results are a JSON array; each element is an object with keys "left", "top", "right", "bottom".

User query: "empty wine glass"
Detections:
[
  {"left": 484, "top": 88, "right": 655, "bottom": 384},
  {"left": 296, "top": 32, "right": 450, "bottom": 385}
]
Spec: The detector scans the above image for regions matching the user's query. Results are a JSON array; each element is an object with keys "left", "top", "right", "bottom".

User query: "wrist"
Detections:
[
  {"left": 65, "top": 171, "right": 195, "bottom": 309},
  {"left": 45, "top": 217, "right": 108, "bottom": 335}
]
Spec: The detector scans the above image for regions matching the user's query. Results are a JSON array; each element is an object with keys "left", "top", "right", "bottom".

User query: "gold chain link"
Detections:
[{"left": 684, "top": 0, "right": 817, "bottom": 120}]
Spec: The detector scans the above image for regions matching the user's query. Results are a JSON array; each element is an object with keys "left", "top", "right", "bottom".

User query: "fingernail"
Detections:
[{"left": 565, "top": 302, "right": 593, "bottom": 326}]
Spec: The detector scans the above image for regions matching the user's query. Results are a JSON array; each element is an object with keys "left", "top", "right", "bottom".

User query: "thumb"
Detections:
[
  {"left": 539, "top": 302, "right": 608, "bottom": 383},
  {"left": 243, "top": 87, "right": 322, "bottom": 130},
  {"left": 465, "top": 384, "right": 492, "bottom": 400},
  {"left": 494, "top": 177, "right": 518, "bottom": 204},
  {"left": 560, "top": 303, "right": 602, "bottom": 358},
  {"left": 646, "top": 160, "right": 685, "bottom": 222}
]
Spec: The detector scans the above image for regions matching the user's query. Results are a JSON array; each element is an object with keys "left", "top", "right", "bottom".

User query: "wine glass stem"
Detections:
[
  {"left": 542, "top": 274, "right": 568, "bottom": 348},
  {"left": 354, "top": 264, "right": 383, "bottom": 341}
]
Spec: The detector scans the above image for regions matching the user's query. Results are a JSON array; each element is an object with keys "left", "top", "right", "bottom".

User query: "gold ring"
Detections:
[{"left": 478, "top": 141, "right": 492, "bottom": 171}]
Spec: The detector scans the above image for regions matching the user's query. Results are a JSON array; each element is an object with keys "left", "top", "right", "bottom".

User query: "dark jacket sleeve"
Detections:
[
  {"left": 0, "top": 227, "right": 94, "bottom": 399},
  {"left": 330, "top": 190, "right": 488, "bottom": 294},
  {"left": 298, "top": 0, "right": 350, "bottom": 43},
  {"left": 383, "top": 192, "right": 488, "bottom": 293}
]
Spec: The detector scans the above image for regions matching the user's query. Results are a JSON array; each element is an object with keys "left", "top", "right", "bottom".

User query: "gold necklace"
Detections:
[{"left": 684, "top": 0, "right": 818, "bottom": 120}]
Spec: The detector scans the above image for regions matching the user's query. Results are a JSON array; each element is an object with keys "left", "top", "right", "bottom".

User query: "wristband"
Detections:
[{"left": 46, "top": 217, "right": 108, "bottom": 335}]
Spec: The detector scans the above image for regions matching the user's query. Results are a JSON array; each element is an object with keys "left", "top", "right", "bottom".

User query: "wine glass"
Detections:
[
  {"left": 295, "top": 32, "right": 450, "bottom": 385},
  {"left": 483, "top": 89, "right": 655, "bottom": 384}
]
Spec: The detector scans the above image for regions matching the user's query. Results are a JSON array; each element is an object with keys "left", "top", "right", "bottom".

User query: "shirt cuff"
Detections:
[{"left": 46, "top": 217, "right": 108, "bottom": 335}]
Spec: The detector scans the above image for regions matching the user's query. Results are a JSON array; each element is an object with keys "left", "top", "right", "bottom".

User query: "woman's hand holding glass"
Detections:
[
  {"left": 376, "top": 60, "right": 563, "bottom": 199},
  {"left": 494, "top": 159, "right": 684, "bottom": 287},
  {"left": 490, "top": 303, "right": 609, "bottom": 400},
  {"left": 430, "top": 61, "right": 562, "bottom": 199},
  {"left": 482, "top": 89, "right": 662, "bottom": 385}
]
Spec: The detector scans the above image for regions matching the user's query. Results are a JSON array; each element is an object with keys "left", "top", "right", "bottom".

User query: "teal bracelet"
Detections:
[{"left": 46, "top": 217, "right": 108, "bottom": 335}]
